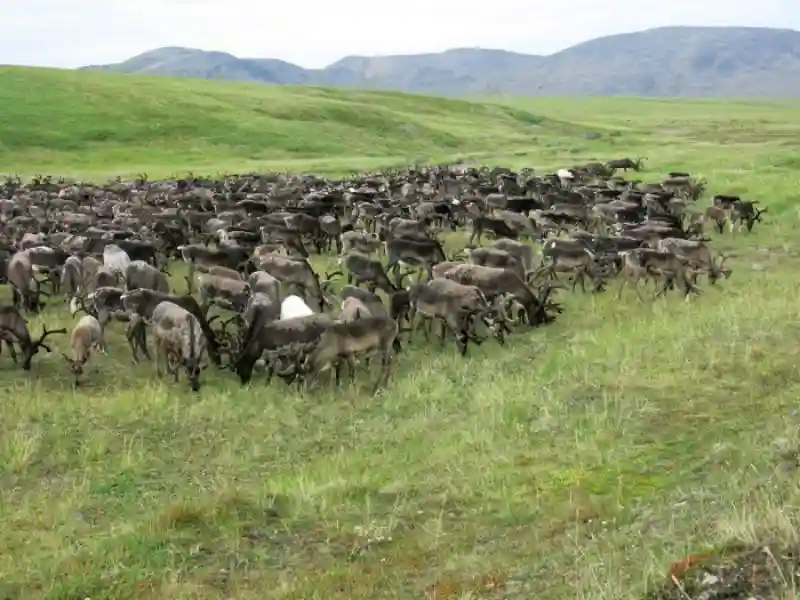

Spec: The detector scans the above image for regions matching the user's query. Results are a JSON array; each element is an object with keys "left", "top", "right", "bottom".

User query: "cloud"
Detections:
[{"left": 1, "top": 0, "right": 797, "bottom": 68}]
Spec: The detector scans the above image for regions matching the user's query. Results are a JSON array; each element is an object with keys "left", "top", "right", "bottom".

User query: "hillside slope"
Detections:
[
  {"left": 0, "top": 67, "right": 548, "bottom": 177},
  {"left": 82, "top": 26, "right": 800, "bottom": 97}
]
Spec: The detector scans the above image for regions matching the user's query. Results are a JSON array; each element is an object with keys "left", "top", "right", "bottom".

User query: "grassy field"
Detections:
[
  {"left": 0, "top": 66, "right": 565, "bottom": 179},
  {"left": 2, "top": 67, "right": 800, "bottom": 599}
]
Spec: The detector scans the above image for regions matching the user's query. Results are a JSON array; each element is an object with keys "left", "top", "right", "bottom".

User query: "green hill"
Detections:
[{"left": 0, "top": 67, "right": 552, "bottom": 178}]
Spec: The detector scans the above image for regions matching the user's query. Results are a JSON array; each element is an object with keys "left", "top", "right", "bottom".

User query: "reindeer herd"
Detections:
[{"left": 0, "top": 158, "right": 767, "bottom": 393}]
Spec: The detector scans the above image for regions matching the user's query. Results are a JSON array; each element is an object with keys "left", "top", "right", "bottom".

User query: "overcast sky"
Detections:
[{"left": 2, "top": 0, "right": 798, "bottom": 69}]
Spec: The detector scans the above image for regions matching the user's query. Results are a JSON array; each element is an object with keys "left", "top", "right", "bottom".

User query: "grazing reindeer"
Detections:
[
  {"left": 605, "top": 157, "right": 646, "bottom": 173},
  {"left": 384, "top": 236, "right": 447, "bottom": 283},
  {"left": 120, "top": 288, "right": 222, "bottom": 365},
  {"left": 150, "top": 301, "right": 208, "bottom": 392},
  {"left": 444, "top": 264, "right": 556, "bottom": 326},
  {"left": 616, "top": 249, "right": 659, "bottom": 300},
  {"left": 656, "top": 238, "right": 731, "bottom": 284},
  {"left": 537, "top": 239, "right": 605, "bottom": 292},
  {"left": 342, "top": 251, "right": 399, "bottom": 294},
  {"left": 7, "top": 250, "right": 49, "bottom": 312},
  {"left": 234, "top": 309, "right": 333, "bottom": 385},
  {"left": 617, "top": 248, "right": 698, "bottom": 300},
  {"left": 730, "top": 201, "right": 767, "bottom": 233},
  {"left": 409, "top": 278, "right": 507, "bottom": 355},
  {"left": 303, "top": 314, "right": 400, "bottom": 392},
  {"left": 257, "top": 254, "right": 331, "bottom": 311},
  {"left": 62, "top": 315, "right": 105, "bottom": 384}
]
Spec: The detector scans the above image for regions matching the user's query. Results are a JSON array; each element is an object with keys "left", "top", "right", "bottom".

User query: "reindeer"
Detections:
[
  {"left": 339, "top": 296, "right": 373, "bottom": 321},
  {"left": 196, "top": 273, "right": 251, "bottom": 314},
  {"left": 444, "top": 264, "right": 557, "bottom": 326},
  {"left": 467, "top": 247, "right": 524, "bottom": 279},
  {"left": 342, "top": 251, "right": 399, "bottom": 294},
  {"left": 151, "top": 301, "right": 208, "bottom": 392},
  {"left": 7, "top": 250, "right": 49, "bottom": 312},
  {"left": 257, "top": 254, "right": 331, "bottom": 311},
  {"left": 234, "top": 308, "right": 333, "bottom": 385},
  {"left": 605, "top": 157, "right": 647, "bottom": 173},
  {"left": 247, "top": 270, "right": 282, "bottom": 302},
  {"left": 730, "top": 201, "right": 767, "bottom": 233},
  {"left": 303, "top": 314, "right": 400, "bottom": 392},
  {"left": 656, "top": 238, "right": 731, "bottom": 284},
  {"left": 125, "top": 260, "right": 170, "bottom": 293},
  {"left": 384, "top": 236, "right": 447, "bottom": 283},
  {"left": 62, "top": 315, "right": 105, "bottom": 384},
  {"left": 491, "top": 238, "right": 535, "bottom": 272},
  {"left": 409, "top": 278, "right": 507, "bottom": 355},
  {"left": 537, "top": 239, "right": 606, "bottom": 292},
  {"left": 60, "top": 255, "right": 83, "bottom": 305},
  {"left": 340, "top": 230, "right": 382, "bottom": 256}
]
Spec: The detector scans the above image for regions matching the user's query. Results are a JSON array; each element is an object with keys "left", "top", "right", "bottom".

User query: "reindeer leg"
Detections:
[
  {"left": 371, "top": 360, "right": 392, "bottom": 396},
  {"left": 654, "top": 275, "right": 671, "bottom": 298},
  {"left": 409, "top": 311, "right": 426, "bottom": 343},
  {"left": 265, "top": 362, "right": 275, "bottom": 385},
  {"left": 334, "top": 360, "right": 343, "bottom": 387},
  {"left": 154, "top": 340, "right": 164, "bottom": 378},
  {"left": 137, "top": 324, "right": 151, "bottom": 360},
  {"left": 185, "top": 262, "right": 195, "bottom": 294},
  {"left": 126, "top": 320, "right": 141, "bottom": 363},
  {"left": 456, "top": 331, "right": 469, "bottom": 356},
  {"left": 576, "top": 269, "right": 587, "bottom": 293},
  {"left": 438, "top": 318, "right": 448, "bottom": 344},
  {"left": 389, "top": 262, "right": 401, "bottom": 287},
  {"left": 616, "top": 276, "right": 628, "bottom": 300},
  {"left": 6, "top": 341, "right": 18, "bottom": 363}
]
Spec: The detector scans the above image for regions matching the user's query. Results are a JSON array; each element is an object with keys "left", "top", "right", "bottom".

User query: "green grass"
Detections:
[
  {"left": 2, "top": 68, "right": 800, "bottom": 599},
  {"left": 0, "top": 66, "right": 571, "bottom": 179}
]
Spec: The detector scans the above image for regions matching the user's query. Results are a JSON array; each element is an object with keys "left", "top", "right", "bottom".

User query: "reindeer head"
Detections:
[
  {"left": 482, "top": 295, "right": 512, "bottom": 344},
  {"left": 61, "top": 353, "right": 87, "bottom": 382},
  {"left": 745, "top": 207, "right": 767, "bottom": 232}
]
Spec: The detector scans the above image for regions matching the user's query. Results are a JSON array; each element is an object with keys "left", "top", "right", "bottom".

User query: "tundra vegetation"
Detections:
[{"left": 1, "top": 68, "right": 800, "bottom": 600}]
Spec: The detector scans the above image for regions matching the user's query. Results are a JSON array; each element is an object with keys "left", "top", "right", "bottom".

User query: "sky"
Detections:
[{"left": 1, "top": 0, "right": 798, "bottom": 69}]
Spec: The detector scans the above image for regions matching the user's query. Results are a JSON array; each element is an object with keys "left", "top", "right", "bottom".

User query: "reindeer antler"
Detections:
[
  {"left": 33, "top": 324, "right": 66, "bottom": 353},
  {"left": 320, "top": 270, "right": 344, "bottom": 294}
]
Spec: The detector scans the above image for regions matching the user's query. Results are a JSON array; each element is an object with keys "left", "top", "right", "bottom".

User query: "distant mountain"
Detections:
[{"left": 81, "top": 26, "right": 800, "bottom": 97}]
